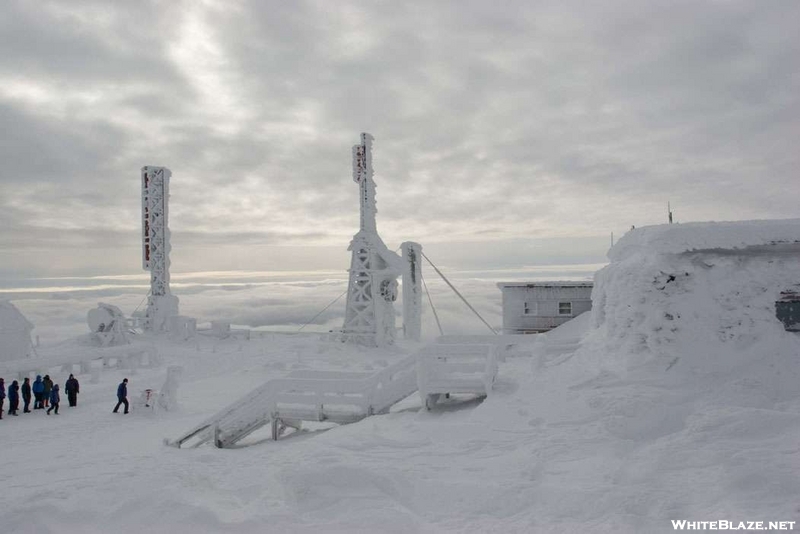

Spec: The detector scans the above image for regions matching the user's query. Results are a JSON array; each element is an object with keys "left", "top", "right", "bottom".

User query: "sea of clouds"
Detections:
[{"left": 1, "top": 264, "right": 603, "bottom": 345}]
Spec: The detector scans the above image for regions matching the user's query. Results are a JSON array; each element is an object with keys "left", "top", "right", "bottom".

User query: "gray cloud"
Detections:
[{"left": 1, "top": 0, "right": 798, "bottom": 280}]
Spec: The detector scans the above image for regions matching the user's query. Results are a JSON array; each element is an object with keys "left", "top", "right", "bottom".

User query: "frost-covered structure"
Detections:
[
  {"left": 401, "top": 242, "right": 423, "bottom": 341},
  {"left": 136, "top": 365, "right": 182, "bottom": 413},
  {"left": 157, "top": 365, "right": 182, "bottom": 412},
  {"left": 341, "top": 134, "right": 404, "bottom": 346},
  {"left": 0, "top": 301, "right": 33, "bottom": 362},
  {"left": 87, "top": 302, "right": 130, "bottom": 346},
  {"left": 141, "top": 166, "right": 179, "bottom": 332},
  {"left": 590, "top": 219, "right": 800, "bottom": 375}
]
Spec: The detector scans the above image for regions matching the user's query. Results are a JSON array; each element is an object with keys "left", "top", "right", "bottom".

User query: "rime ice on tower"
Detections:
[
  {"left": 141, "top": 166, "right": 179, "bottom": 332},
  {"left": 401, "top": 241, "right": 423, "bottom": 342},
  {"left": 341, "top": 134, "right": 403, "bottom": 346}
]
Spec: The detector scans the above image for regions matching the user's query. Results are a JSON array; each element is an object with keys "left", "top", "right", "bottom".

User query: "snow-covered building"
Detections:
[
  {"left": 590, "top": 218, "right": 800, "bottom": 363},
  {"left": 497, "top": 282, "right": 593, "bottom": 334},
  {"left": 0, "top": 300, "right": 34, "bottom": 361}
]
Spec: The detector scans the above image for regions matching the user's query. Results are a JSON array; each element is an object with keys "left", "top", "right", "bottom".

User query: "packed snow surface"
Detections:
[
  {"left": 3, "top": 322, "right": 799, "bottom": 532},
  {"left": 3, "top": 219, "right": 800, "bottom": 533}
]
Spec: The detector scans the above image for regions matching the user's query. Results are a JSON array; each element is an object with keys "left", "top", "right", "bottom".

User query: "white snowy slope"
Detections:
[{"left": 3, "top": 220, "right": 800, "bottom": 533}]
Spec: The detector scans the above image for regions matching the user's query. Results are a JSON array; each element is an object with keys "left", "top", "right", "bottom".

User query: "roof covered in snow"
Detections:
[
  {"left": 497, "top": 281, "right": 594, "bottom": 289},
  {"left": 609, "top": 218, "right": 800, "bottom": 262},
  {"left": 0, "top": 300, "right": 34, "bottom": 332}
]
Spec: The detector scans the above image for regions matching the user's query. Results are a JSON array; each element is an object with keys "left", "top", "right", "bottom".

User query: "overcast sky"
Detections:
[{"left": 1, "top": 0, "right": 798, "bottom": 280}]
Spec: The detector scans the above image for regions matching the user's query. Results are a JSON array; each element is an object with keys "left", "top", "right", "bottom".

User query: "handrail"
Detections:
[{"left": 169, "top": 354, "right": 418, "bottom": 448}]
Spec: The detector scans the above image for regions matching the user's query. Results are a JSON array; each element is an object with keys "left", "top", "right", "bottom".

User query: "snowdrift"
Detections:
[{"left": 588, "top": 219, "right": 800, "bottom": 398}]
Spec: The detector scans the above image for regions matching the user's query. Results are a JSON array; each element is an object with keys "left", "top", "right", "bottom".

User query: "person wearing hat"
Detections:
[
  {"left": 65, "top": 374, "right": 80, "bottom": 407},
  {"left": 32, "top": 375, "right": 45, "bottom": 409},
  {"left": 21, "top": 377, "right": 32, "bottom": 413},
  {"left": 46, "top": 384, "right": 60, "bottom": 415},
  {"left": 8, "top": 380, "right": 20, "bottom": 416},
  {"left": 113, "top": 378, "right": 129, "bottom": 414},
  {"left": 42, "top": 375, "right": 53, "bottom": 408}
]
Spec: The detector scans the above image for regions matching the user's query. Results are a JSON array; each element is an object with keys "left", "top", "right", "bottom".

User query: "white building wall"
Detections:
[
  {"left": 0, "top": 301, "right": 34, "bottom": 362},
  {"left": 498, "top": 283, "right": 593, "bottom": 334}
]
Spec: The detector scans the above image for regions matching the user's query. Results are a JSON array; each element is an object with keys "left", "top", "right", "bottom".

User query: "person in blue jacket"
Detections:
[
  {"left": 8, "top": 380, "right": 20, "bottom": 416},
  {"left": 32, "top": 375, "right": 45, "bottom": 410},
  {"left": 113, "top": 378, "right": 129, "bottom": 414},
  {"left": 0, "top": 377, "right": 5, "bottom": 419},
  {"left": 46, "top": 384, "right": 60, "bottom": 415}
]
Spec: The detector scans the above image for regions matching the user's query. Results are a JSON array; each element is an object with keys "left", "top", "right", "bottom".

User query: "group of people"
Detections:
[
  {"left": 2, "top": 375, "right": 132, "bottom": 418},
  {"left": 0, "top": 374, "right": 80, "bottom": 418}
]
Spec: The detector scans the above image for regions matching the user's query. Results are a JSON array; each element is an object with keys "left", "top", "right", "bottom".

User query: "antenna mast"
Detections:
[
  {"left": 141, "top": 166, "right": 179, "bottom": 332},
  {"left": 341, "top": 134, "right": 402, "bottom": 346}
]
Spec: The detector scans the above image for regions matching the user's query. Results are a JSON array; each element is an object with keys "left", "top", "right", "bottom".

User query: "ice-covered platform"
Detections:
[
  {"left": 168, "top": 355, "right": 419, "bottom": 448},
  {"left": 169, "top": 341, "right": 506, "bottom": 448}
]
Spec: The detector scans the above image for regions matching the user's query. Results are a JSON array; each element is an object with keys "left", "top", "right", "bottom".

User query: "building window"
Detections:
[
  {"left": 776, "top": 291, "right": 800, "bottom": 332},
  {"left": 523, "top": 302, "right": 536, "bottom": 315},
  {"left": 558, "top": 302, "right": 572, "bottom": 316}
]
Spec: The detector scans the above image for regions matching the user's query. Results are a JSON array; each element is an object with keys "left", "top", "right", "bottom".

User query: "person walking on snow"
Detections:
[
  {"left": 8, "top": 380, "right": 20, "bottom": 416},
  {"left": 46, "top": 384, "right": 60, "bottom": 415},
  {"left": 65, "top": 374, "right": 80, "bottom": 407},
  {"left": 32, "top": 375, "right": 45, "bottom": 409},
  {"left": 21, "top": 377, "right": 32, "bottom": 413},
  {"left": 0, "top": 378, "right": 5, "bottom": 419},
  {"left": 113, "top": 378, "right": 129, "bottom": 414},
  {"left": 42, "top": 375, "right": 53, "bottom": 408}
]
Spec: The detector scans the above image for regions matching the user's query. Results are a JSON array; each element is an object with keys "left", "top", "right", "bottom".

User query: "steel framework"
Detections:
[
  {"left": 141, "top": 166, "right": 179, "bottom": 332},
  {"left": 341, "top": 134, "right": 402, "bottom": 346}
]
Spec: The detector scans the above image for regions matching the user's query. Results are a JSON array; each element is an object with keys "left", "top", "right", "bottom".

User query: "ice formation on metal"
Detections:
[
  {"left": 141, "top": 166, "right": 179, "bottom": 332},
  {"left": 401, "top": 242, "right": 423, "bottom": 341},
  {"left": 87, "top": 302, "right": 130, "bottom": 346},
  {"left": 341, "top": 134, "right": 403, "bottom": 346}
]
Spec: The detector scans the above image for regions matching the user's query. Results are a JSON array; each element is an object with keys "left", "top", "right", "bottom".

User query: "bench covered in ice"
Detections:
[{"left": 416, "top": 344, "right": 499, "bottom": 410}]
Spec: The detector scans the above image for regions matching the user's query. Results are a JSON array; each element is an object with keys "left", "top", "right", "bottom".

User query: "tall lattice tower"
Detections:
[
  {"left": 341, "top": 134, "right": 402, "bottom": 346},
  {"left": 141, "top": 166, "right": 179, "bottom": 332}
]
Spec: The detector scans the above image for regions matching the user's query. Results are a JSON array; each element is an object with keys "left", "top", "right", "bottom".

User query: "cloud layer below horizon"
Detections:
[{"left": 4, "top": 265, "right": 602, "bottom": 343}]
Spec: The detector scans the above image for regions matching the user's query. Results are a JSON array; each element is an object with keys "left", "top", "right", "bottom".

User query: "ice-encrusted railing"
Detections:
[
  {"left": 416, "top": 344, "right": 499, "bottom": 410},
  {"left": 167, "top": 354, "right": 418, "bottom": 449}
]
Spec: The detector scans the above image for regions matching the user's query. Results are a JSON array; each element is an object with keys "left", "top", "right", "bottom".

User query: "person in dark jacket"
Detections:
[
  {"left": 65, "top": 374, "right": 80, "bottom": 407},
  {"left": 8, "top": 380, "right": 20, "bottom": 416},
  {"left": 32, "top": 375, "right": 45, "bottom": 409},
  {"left": 0, "top": 377, "right": 5, "bottom": 419},
  {"left": 46, "top": 384, "right": 60, "bottom": 415},
  {"left": 42, "top": 375, "right": 53, "bottom": 408},
  {"left": 21, "top": 377, "right": 32, "bottom": 413},
  {"left": 113, "top": 378, "right": 129, "bottom": 414}
]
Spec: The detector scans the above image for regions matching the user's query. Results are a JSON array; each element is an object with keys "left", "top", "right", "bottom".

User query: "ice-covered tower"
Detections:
[
  {"left": 401, "top": 241, "right": 423, "bottom": 341},
  {"left": 341, "top": 133, "right": 403, "bottom": 346},
  {"left": 141, "top": 166, "right": 179, "bottom": 332}
]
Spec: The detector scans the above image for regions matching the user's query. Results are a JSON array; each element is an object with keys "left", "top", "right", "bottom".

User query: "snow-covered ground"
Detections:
[
  {"left": 3, "top": 221, "right": 800, "bottom": 532},
  {"left": 2, "top": 316, "right": 799, "bottom": 532}
]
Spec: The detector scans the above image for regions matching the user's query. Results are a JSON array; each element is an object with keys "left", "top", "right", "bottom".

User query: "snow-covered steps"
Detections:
[
  {"left": 167, "top": 355, "right": 418, "bottom": 449},
  {"left": 416, "top": 344, "right": 499, "bottom": 410}
]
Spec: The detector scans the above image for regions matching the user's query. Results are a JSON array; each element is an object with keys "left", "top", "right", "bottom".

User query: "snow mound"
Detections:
[{"left": 588, "top": 218, "right": 800, "bottom": 404}]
